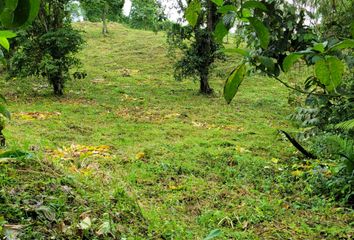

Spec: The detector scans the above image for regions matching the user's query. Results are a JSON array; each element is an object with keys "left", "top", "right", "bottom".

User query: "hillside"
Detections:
[{"left": 0, "top": 22, "right": 352, "bottom": 239}]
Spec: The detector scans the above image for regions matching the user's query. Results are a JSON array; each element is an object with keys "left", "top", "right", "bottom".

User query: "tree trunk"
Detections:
[
  {"left": 0, "top": 131, "right": 6, "bottom": 147},
  {"left": 200, "top": 68, "right": 213, "bottom": 94},
  {"left": 197, "top": 0, "right": 218, "bottom": 95},
  {"left": 102, "top": 2, "right": 109, "bottom": 35},
  {"left": 51, "top": 75, "right": 64, "bottom": 96}
]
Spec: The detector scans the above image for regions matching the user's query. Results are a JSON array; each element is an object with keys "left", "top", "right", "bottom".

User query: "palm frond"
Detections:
[{"left": 335, "top": 119, "right": 354, "bottom": 131}]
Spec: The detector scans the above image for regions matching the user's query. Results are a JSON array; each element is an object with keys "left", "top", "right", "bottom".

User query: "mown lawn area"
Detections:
[{"left": 1, "top": 22, "right": 353, "bottom": 239}]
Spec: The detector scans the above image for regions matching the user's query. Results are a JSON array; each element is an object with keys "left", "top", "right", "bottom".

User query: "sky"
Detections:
[{"left": 123, "top": 0, "right": 183, "bottom": 22}]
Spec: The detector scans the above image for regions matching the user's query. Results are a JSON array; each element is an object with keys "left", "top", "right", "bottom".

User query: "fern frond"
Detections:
[{"left": 335, "top": 119, "right": 354, "bottom": 131}]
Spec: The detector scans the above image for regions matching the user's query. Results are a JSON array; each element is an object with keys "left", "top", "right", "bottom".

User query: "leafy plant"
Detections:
[
  {"left": 0, "top": 0, "right": 40, "bottom": 146},
  {"left": 80, "top": 0, "right": 125, "bottom": 35},
  {"left": 167, "top": 0, "right": 226, "bottom": 94},
  {"left": 9, "top": 0, "right": 85, "bottom": 96},
  {"left": 129, "top": 0, "right": 166, "bottom": 31},
  {"left": 208, "top": 0, "right": 354, "bottom": 204}
]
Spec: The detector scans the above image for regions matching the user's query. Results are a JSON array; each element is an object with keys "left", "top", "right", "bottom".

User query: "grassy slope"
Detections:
[{"left": 1, "top": 22, "right": 353, "bottom": 239}]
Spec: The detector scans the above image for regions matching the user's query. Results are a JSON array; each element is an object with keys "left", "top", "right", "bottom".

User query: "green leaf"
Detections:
[
  {"left": 315, "top": 56, "right": 344, "bottom": 92},
  {"left": 335, "top": 119, "right": 354, "bottom": 132},
  {"left": 243, "top": 1, "right": 267, "bottom": 11},
  {"left": 258, "top": 56, "right": 275, "bottom": 72},
  {"left": 0, "top": 105, "right": 10, "bottom": 119},
  {"left": 214, "top": 21, "right": 228, "bottom": 42},
  {"left": 0, "top": 0, "right": 19, "bottom": 27},
  {"left": 0, "top": 94, "right": 6, "bottom": 103},
  {"left": 312, "top": 43, "right": 325, "bottom": 53},
  {"left": 234, "top": 48, "right": 250, "bottom": 57},
  {"left": 0, "top": 30, "right": 16, "bottom": 38},
  {"left": 217, "top": 5, "right": 237, "bottom": 14},
  {"left": 204, "top": 229, "right": 222, "bottom": 240},
  {"left": 211, "top": 0, "right": 223, "bottom": 6},
  {"left": 351, "top": 21, "right": 354, "bottom": 38},
  {"left": 26, "top": 0, "right": 40, "bottom": 25},
  {"left": 329, "top": 39, "right": 354, "bottom": 51},
  {"left": 248, "top": 17, "right": 270, "bottom": 49},
  {"left": 224, "top": 63, "right": 247, "bottom": 104},
  {"left": 0, "top": 0, "right": 40, "bottom": 28},
  {"left": 11, "top": 0, "right": 32, "bottom": 27},
  {"left": 0, "top": 37, "right": 10, "bottom": 51},
  {"left": 185, "top": 0, "right": 201, "bottom": 27},
  {"left": 0, "top": 150, "right": 29, "bottom": 159},
  {"left": 242, "top": 8, "right": 252, "bottom": 18},
  {"left": 283, "top": 53, "right": 303, "bottom": 72}
]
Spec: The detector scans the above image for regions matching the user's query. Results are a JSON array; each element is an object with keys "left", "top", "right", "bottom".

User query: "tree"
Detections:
[
  {"left": 0, "top": 0, "right": 40, "bottom": 146},
  {"left": 168, "top": 0, "right": 224, "bottom": 94},
  {"left": 9, "top": 0, "right": 84, "bottom": 96},
  {"left": 292, "top": 0, "right": 354, "bottom": 38},
  {"left": 80, "top": 0, "right": 125, "bottom": 35},
  {"left": 129, "top": 0, "right": 166, "bottom": 31},
  {"left": 211, "top": 0, "right": 354, "bottom": 203}
]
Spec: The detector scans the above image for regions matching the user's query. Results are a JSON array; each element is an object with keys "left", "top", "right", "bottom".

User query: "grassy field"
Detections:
[{"left": 0, "top": 22, "right": 353, "bottom": 239}]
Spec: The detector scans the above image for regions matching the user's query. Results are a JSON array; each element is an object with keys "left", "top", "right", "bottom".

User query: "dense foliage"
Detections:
[
  {"left": 207, "top": 0, "right": 354, "bottom": 204},
  {"left": 129, "top": 0, "right": 166, "bottom": 31},
  {"left": 168, "top": 0, "right": 225, "bottom": 94},
  {"left": 80, "top": 0, "right": 125, "bottom": 34},
  {"left": 8, "top": 0, "right": 84, "bottom": 96}
]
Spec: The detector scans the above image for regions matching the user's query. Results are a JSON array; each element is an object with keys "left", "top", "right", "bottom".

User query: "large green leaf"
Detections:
[
  {"left": 204, "top": 229, "right": 222, "bottom": 240},
  {"left": 312, "top": 42, "right": 325, "bottom": 53},
  {"left": 185, "top": 0, "right": 201, "bottom": 27},
  {"left": 11, "top": 0, "right": 31, "bottom": 27},
  {"left": 0, "top": 0, "right": 39, "bottom": 28},
  {"left": 351, "top": 21, "right": 354, "bottom": 38},
  {"left": 248, "top": 17, "right": 270, "bottom": 49},
  {"left": 0, "top": 37, "right": 10, "bottom": 50},
  {"left": 329, "top": 39, "right": 354, "bottom": 51},
  {"left": 211, "top": 0, "right": 223, "bottom": 6},
  {"left": 0, "top": 30, "right": 16, "bottom": 38},
  {"left": 224, "top": 63, "right": 247, "bottom": 104},
  {"left": 0, "top": 31, "right": 16, "bottom": 51},
  {"left": 0, "top": 150, "right": 30, "bottom": 159},
  {"left": 214, "top": 21, "right": 228, "bottom": 42},
  {"left": 243, "top": 1, "right": 267, "bottom": 11},
  {"left": 217, "top": 5, "right": 237, "bottom": 14},
  {"left": 283, "top": 53, "right": 303, "bottom": 72},
  {"left": 0, "top": 0, "right": 18, "bottom": 27},
  {"left": 26, "top": 0, "right": 40, "bottom": 25},
  {"left": 315, "top": 56, "right": 344, "bottom": 92}
]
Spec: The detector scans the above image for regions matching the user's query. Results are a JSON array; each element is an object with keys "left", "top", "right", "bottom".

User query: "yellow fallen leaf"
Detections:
[
  {"left": 291, "top": 170, "right": 304, "bottom": 177},
  {"left": 236, "top": 146, "right": 248, "bottom": 154},
  {"left": 271, "top": 158, "right": 279, "bottom": 164},
  {"left": 135, "top": 152, "right": 146, "bottom": 160}
]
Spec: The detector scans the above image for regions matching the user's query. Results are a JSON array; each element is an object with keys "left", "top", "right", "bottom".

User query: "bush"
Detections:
[{"left": 8, "top": 0, "right": 85, "bottom": 96}]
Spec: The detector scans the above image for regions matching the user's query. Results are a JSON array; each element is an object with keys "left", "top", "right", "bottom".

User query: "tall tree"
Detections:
[
  {"left": 129, "top": 0, "right": 166, "bottom": 31},
  {"left": 168, "top": 0, "right": 223, "bottom": 94},
  {"left": 80, "top": 0, "right": 125, "bottom": 35},
  {"left": 9, "top": 0, "right": 84, "bottom": 96},
  {"left": 292, "top": 0, "right": 354, "bottom": 38}
]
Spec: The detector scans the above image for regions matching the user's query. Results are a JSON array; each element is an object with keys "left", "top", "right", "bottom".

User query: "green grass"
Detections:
[{"left": 0, "top": 22, "right": 353, "bottom": 239}]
